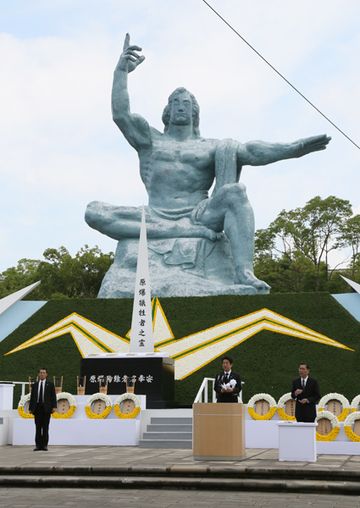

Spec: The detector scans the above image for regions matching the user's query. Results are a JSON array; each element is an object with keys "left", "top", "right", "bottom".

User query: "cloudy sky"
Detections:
[{"left": 0, "top": 0, "right": 359, "bottom": 272}]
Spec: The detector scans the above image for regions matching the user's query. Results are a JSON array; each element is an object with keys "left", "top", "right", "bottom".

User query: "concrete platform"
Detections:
[{"left": 1, "top": 445, "right": 360, "bottom": 495}]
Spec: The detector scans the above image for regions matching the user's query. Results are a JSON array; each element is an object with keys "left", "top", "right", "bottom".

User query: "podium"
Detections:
[
  {"left": 278, "top": 422, "right": 317, "bottom": 462},
  {"left": 193, "top": 403, "right": 245, "bottom": 460}
]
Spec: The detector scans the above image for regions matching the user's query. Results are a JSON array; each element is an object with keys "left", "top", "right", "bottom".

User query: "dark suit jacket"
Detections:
[
  {"left": 214, "top": 371, "right": 242, "bottom": 403},
  {"left": 291, "top": 377, "right": 320, "bottom": 422},
  {"left": 29, "top": 380, "right": 57, "bottom": 414}
]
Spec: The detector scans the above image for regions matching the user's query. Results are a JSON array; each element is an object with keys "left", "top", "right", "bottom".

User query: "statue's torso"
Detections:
[{"left": 139, "top": 136, "right": 217, "bottom": 211}]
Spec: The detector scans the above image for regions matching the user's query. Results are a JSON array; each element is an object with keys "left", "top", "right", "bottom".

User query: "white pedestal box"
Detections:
[
  {"left": 278, "top": 421, "right": 317, "bottom": 462},
  {"left": 13, "top": 418, "right": 141, "bottom": 446},
  {"left": 0, "top": 417, "right": 5, "bottom": 445},
  {"left": 12, "top": 394, "right": 146, "bottom": 446},
  {"left": 0, "top": 384, "right": 15, "bottom": 411}
]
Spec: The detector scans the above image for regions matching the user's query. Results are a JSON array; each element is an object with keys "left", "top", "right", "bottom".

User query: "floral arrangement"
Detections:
[
  {"left": 247, "top": 393, "right": 277, "bottom": 420},
  {"left": 318, "top": 393, "right": 350, "bottom": 421},
  {"left": 277, "top": 392, "right": 296, "bottom": 421},
  {"left": 17, "top": 393, "right": 33, "bottom": 419},
  {"left": 113, "top": 393, "right": 141, "bottom": 419},
  {"left": 344, "top": 411, "right": 360, "bottom": 442},
  {"left": 85, "top": 392, "right": 112, "bottom": 419},
  {"left": 52, "top": 392, "right": 77, "bottom": 419},
  {"left": 316, "top": 410, "right": 340, "bottom": 441},
  {"left": 350, "top": 395, "right": 360, "bottom": 412}
]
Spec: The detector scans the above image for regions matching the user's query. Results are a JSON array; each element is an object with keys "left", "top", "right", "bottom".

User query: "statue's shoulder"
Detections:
[
  {"left": 199, "top": 137, "right": 218, "bottom": 151},
  {"left": 150, "top": 126, "right": 163, "bottom": 139}
]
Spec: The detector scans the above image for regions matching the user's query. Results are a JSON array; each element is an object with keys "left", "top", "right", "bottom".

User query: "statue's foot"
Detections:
[{"left": 235, "top": 269, "right": 271, "bottom": 292}]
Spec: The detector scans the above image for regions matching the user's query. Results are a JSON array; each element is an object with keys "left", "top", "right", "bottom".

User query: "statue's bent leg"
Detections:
[
  {"left": 85, "top": 202, "right": 143, "bottom": 240},
  {"left": 85, "top": 201, "right": 218, "bottom": 241},
  {"left": 197, "top": 184, "right": 270, "bottom": 291}
]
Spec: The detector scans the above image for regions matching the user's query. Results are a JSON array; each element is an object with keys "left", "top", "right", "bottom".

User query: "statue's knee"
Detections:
[
  {"left": 85, "top": 201, "right": 100, "bottom": 226},
  {"left": 222, "top": 183, "right": 247, "bottom": 205}
]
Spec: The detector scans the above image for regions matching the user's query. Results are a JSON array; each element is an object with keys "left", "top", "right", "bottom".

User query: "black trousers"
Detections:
[
  {"left": 216, "top": 396, "right": 239, "bottom": 403},
  {"left": 295, "top": 406, "right": 317, "bottom": 423},
  {"left": 34, "top": 403, "right": 51, "bottom": 449}
]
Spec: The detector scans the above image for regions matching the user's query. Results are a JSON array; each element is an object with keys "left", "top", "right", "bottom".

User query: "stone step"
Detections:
[
  {"left": 139, "top": 440, "right": 192, "bottom": 449},
  {"left": 150, "top": 417, "right": 192, "bottom": 425},
  {"left": 147, "top": 424, "right": 192, "bottom": 432},
  {"left": 141, "top": 417, "right": 193, "bottom": 449},
  {"left": 1, "top": 466, "right": 360, "bottom": 481},
  {"left": 143, "top": 432, "right": 192, "bottom": 440},
  {"left": 0, "top": 474, "right": 360, "bottom": 494}
]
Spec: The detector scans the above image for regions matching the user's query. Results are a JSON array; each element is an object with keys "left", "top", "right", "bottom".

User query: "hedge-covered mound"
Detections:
[{"left": 0, "top": 293, "right": 359, "bottom": 406}]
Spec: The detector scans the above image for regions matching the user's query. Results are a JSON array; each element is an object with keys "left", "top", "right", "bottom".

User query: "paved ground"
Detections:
[
  {"left": 1, "top": 446, "right": 360, "bottom": 507},
  {"left": 0, "top": 445, "right": 359, "bottom": 470},
  {"left": 1, "top": 487, "right": 360, "bottom": 508}
]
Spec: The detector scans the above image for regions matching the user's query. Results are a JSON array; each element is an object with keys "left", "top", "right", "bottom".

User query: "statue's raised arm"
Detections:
[{"left": 112, "top": 33, "right": 152, "bottom": 151}]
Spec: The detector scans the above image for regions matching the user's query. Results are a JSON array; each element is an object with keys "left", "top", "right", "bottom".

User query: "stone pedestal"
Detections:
[
  {"left": 278, "top": 421, "right": 317, "bottom": 462},
  {"left": 81, "top": 355, "right": 174, "bottom": 408},
  {"left": 98, "top": 236, "right": 265, "bottom": 298}
]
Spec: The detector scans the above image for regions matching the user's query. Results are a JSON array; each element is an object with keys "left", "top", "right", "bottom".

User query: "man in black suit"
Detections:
[
  {"left": 291, "top": 362, "right": 320, "bottom": 422},
  {"left": 29, "top": 367, "right": 57, "bottom": 451},
  {"left": 214, "top": 356, "right": 242, "bottom": 403}
]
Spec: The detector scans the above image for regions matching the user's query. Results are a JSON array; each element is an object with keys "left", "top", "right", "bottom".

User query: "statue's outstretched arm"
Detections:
[
  {"left": 112, "top": 33, "right": 151, "bottom": 150},
  {"left": 239, "top": 134, "right": 331, "bottom": 166}
]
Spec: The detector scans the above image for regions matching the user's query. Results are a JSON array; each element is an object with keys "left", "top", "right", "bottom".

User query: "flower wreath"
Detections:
[
  {"left": 350, "top": 395, "right": 360, "bottom": 412},
  {"left": 247, "top": 393, "right": 277, "bottom": 420},
  {"left": 277, "top": 392, "right": 296, "bottom": 421},
  {"left": 17, "top": 393, "right": 33, "bottom": 419},
  {"left": 113, "top": 393, "right": 141, "bottom": 419},
  {"left": 318, "top": 393, "right": 350, "bottom": 421},
  {"left": 85, "top": 392, "right": 112, "bottom": 419},
  {"left": 52, "top": 392, "right": 77, "bottom": 419},
  {"left": 316, "top": 410, "right": 340, "bottom": 441},
  {"left": 344, "top": 411, "right": 360, "bottom": 442}
]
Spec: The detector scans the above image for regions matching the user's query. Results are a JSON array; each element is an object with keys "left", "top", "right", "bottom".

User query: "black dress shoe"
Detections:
[
  {"left": 42, "top": 447, "right": 48, "bottom": 451},
  {"left": 33, "top": 447, "right": 41, "bottom": 451}
]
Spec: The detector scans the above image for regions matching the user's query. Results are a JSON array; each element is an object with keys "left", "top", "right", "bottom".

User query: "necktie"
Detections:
[
  {"left": 39, "top": 381, "right": 44, "bottom": 403},
  {"left": 224, "top": 373, "right": 229, "bottom": 383},
  {"left": 302, "top": 379, "right": 305, "bottom": 388}
]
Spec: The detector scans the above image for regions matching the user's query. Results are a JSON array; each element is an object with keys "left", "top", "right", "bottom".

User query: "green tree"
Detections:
[
  {"left": 340, "top": 214, "right": 360, "bottom": 278},
  {"left": 0, "top": 259, "right": 40, "bottom": 298},
  {"left": 0, "top": 246, "right": 114, "bottom": 299},
  {"left": 269, "top": 196, "right": 352, "bottom": 289}
]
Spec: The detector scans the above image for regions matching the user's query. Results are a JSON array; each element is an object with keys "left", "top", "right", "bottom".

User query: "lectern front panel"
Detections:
[{"left": 193, "top": 403, "right": 245, "bottom": 460}]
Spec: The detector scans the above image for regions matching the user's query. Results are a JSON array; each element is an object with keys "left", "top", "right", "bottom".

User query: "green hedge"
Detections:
[{"left": 0, "top": 293, "right": 359, "bottom": 406}]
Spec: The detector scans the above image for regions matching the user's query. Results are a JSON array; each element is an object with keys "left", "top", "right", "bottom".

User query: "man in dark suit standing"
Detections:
[
  {"left": 214, "top": 356, "right": 242, "bottom": 403},
  {"left": 29, "top": 367, "right": 57, "bottom": 451},
  {"left": 291, "top": 362, "right": 320, "bottom": 422}
]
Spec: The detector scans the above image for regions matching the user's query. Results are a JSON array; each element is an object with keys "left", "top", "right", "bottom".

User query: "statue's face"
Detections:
[{"left": 169, "top": 91, "right": 193, "bottom": 126}]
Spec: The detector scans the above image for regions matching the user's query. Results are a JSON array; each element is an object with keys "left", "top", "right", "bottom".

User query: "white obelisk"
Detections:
[{"left": 129, "top": 208, "right": 154, "bottom": 353}]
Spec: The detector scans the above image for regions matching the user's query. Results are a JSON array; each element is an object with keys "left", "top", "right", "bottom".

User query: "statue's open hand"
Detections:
[
  {"left": 117, "top": 33, "right": 145, "bottom": 73},
  {"left": 297, "top": 134, "right": 331, "bottom": 157}
]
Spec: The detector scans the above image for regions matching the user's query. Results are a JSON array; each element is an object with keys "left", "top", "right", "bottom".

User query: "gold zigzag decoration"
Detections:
[
  {"left": 5, "top": 312, "right": 129, "bottom": 358},
  {"left": 156, "top": 308, "right": 353, "bottom": 380},
  {"left": 5, "top": 298, "right": 173, "bottom": 359},
  {"left": 5, "top": 305, "right": 353, "bottom": 380}
]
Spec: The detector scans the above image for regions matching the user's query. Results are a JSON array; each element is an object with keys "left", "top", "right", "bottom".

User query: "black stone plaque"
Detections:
[{"left": 80, "top": 356, "right": 174, "bottom": 408}]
